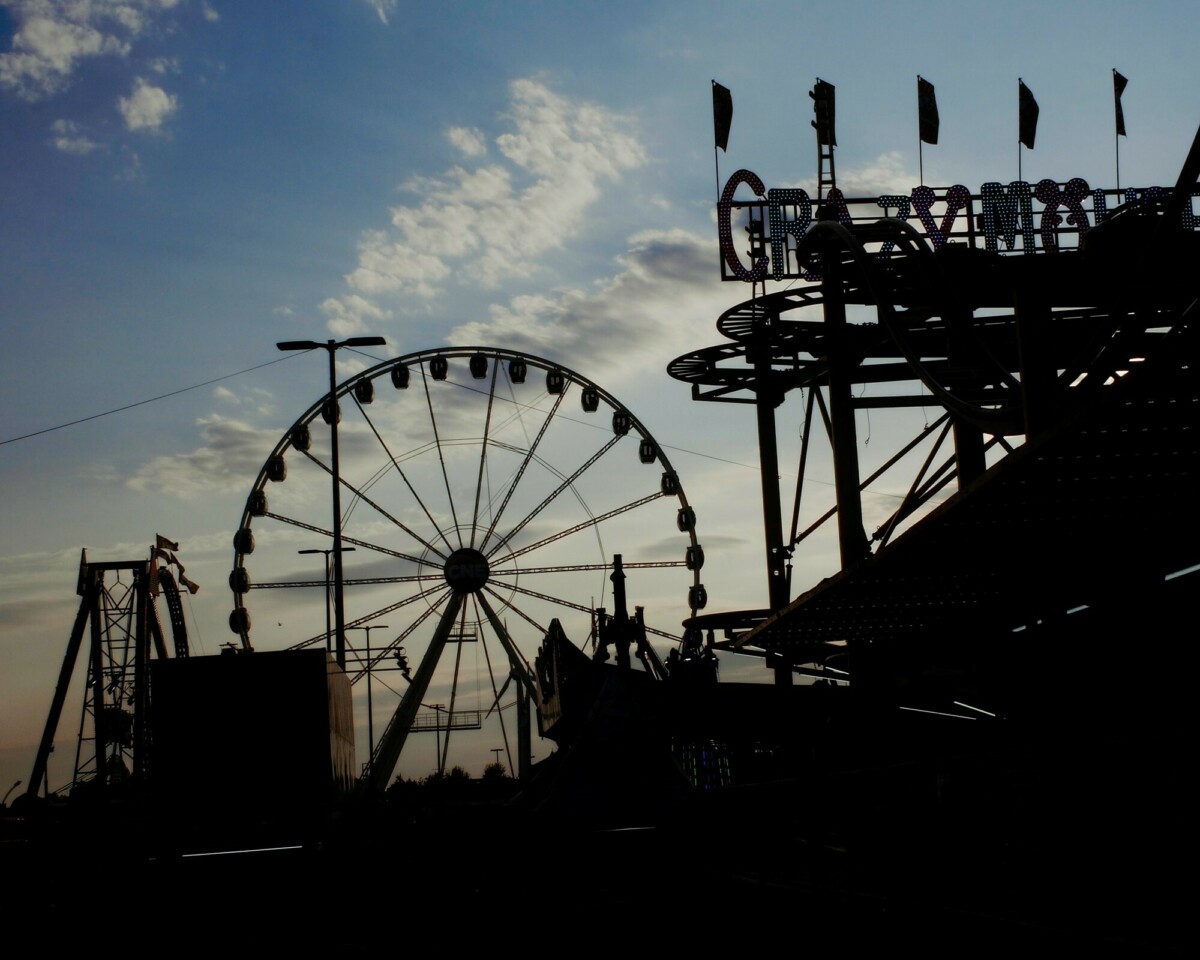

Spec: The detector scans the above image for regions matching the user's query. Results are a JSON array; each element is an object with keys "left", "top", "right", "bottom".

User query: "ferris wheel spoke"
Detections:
[
  {"left": 352, "top": 395, "right": 456, "bottom": 556},
  {"left": 346, "top": 584, "right": 448, "bottom": 629},
  {"left": 490, "top": 491, "right": 665, "bottom": 565},
  {"left": 642, "top": 623, "right": 683, "bottom": 642},
  {"left": 482, "top": 585, "right": 546, "bottom": 636},
  {"left": 469, "top": 358, "right": 501, "bottom": 549},
  {"left": 489, "top": 560, "right": 687, "bottom": 577},
  {"left": 488, "top": 579, "right": 679, "bottom": 643},
  {"left": 344, "top": 574, "right": 445, "bottom": 587},
  {"left": 489, "top": 579, "right": 594, "bottom": 617},
  {"left": 486, "top": 434, "right": 623, "bottom": 560},
  {"left": 355, "top": 600, "right": 443, "bottom": 686},
  {"left": 263, "top": 511, "right": 429, "bottom": 566},
  {"left": 284, "top": 584, "right": 450, "bottom": 653},
  {"left": 421, "top": 361, "right": 463, "bottom": 548},
  {"left": 298, "top": 449, "right": 444, "bottom": 559},
  {"left": 478, "top": 388, "right": 568, "bottom": 554},
  {"left": 250, "top": 574, "right": 444, "bottom": 589}
]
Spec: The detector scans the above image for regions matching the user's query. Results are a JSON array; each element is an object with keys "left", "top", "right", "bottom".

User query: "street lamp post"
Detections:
[
  {"left": 298, "top": 546, "right": 356, "bottom": 655},
  {"left": 278, "top": 336, "right": 386, "bottom": 669},
  {"left": 347, "top": 624, "right": 388, "bottom": 779}
]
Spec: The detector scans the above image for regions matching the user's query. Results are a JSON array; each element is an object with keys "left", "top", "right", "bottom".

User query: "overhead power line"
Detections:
[{"left": 0, "top": 351, "right": 310, "bottom": 447}]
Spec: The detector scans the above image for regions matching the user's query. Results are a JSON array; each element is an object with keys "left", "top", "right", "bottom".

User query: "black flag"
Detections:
[
  {"left": 1113, "top": 69, "right": 1128, "bottom": 137},
  {"left": 1019, "top": 79, "right": 1039, "bottom": 149},
  {"left": 712, "top": 80, "right": 732, "bottom": 152},
  {"left": 918, "top": 76, "right": 939, "bottom": 145}
]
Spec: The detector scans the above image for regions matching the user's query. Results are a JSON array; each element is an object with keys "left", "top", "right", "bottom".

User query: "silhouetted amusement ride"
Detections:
[{"left": 8, "top": 81, "right": 1198, "bottom": 949}]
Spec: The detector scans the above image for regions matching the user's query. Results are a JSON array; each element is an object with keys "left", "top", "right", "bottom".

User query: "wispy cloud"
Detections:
[
  {"left": 117, "top": 145, "right": 144, "bottom": 180},
  {"left": 364, "top": 1, "right": 397, "bottom": 26},
  {"left": 787, "top": 151, "right": 917, "bottom": 198},
  {"left": 320, "top": 293, "right": 394, "bottom": 337},
  {"left": 49, "top": 118, "right": 101, "bottom": 154},
  {"left": 126, "top": 415, "right": 283, "bottom": 499},
  {"left": 448, "top": 227, "right": 727, "bottom": 385},
  {"left": 341, "top": 78, "right": 646, "bottom": 308},
  {"left": 212, "top": 385, "right": 275, "bottom": 416}
]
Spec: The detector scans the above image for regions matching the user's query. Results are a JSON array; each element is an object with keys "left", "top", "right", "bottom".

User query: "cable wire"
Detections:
[{"left": 0, "top": 351, "right": 309, "bottom": 446}]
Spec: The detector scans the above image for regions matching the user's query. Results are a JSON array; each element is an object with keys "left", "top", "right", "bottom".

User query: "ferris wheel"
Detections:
[{"left": 228, "top": 347, "right": 703, "bottom": 787}]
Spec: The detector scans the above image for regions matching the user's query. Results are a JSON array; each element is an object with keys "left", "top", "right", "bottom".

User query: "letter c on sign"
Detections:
[{"left": 718, "top": 169, "right": 769, "bottom": 282}]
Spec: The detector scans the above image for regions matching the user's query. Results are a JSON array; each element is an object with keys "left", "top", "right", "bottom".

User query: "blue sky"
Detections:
[{"left": 3, "top": 0, "right": 1198, "bottom": 790}]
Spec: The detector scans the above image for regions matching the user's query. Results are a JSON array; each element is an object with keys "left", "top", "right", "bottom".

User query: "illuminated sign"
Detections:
[{"left": 717, "top": 169, "right": 1200, "bottom": 282}]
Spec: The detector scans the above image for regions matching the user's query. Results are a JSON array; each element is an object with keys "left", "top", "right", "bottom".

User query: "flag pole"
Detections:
[
  {"left": 917, "top": 75, "right": 938, "bottom": 186},
  {"left": 917, "top": 75, "right": 923, "bottom": 185},
  {"left": 1115, "top": 121, "right": 1121, "bottom": 193},
  {"left": 1018, "top": 79, "right": 1039, "bottom": 184},
  {"left": 916, "top": 91, "right": 926, "bottom": 189},
  {"left": 714, "top": 141, "right": 721, "bottom": 202}
]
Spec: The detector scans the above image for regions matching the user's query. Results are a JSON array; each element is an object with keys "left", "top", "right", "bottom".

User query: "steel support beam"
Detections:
[{"left": 364, "top": 590, "right": 463, "bottom": 795}]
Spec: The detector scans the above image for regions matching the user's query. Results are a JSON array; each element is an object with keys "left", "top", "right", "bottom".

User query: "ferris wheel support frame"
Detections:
[{"left": 233, "top": 346, "right": 703, "bottom": 787}]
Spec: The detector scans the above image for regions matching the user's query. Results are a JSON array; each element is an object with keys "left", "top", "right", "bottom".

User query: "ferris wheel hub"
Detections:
[{"left": 443, "top": 547, "right": 490, "bottom": 594}]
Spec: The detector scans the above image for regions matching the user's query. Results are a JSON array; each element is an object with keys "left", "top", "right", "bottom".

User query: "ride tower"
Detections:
[
  {"left": 26, "top": 543, "right": 193, "bottom": 801},
  {"left": 672, "top": 81, "right": 1200, "bottom": 706}
]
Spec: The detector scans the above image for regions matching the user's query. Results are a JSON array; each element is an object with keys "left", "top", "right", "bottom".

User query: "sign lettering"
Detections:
[{"left": 717, "top": 169, "right": 1200, "bottom": 281}]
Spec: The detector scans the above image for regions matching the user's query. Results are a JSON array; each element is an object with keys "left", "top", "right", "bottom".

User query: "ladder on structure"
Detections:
[{"left": 811, "top": 78, "right": 837, "bottom": 206}]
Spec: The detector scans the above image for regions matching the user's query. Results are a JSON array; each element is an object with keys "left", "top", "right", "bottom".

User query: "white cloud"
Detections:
[
  {"left": 212, "top": 384, "right": 275, "bottom": 416},
  {"left": 364, "top": 1, "right": 396, "bottom": 25},
  {"left": 836, "top": 152, "right": 915, "bottom": 196},
  {"left": 126, "top": 415, "right": 281, "bottom": 499},
  {"left": 448, "top": 227, "right": 728, "bottom": 386},
  {"left": 785, "top": 151, "right": 916, "bottom": 198},
  {"left": 49, "top": 118, "right": 101, "bottom": 154},
  {"left": 201, "top": 2, "right": 219, "bottom": 22},
  {"left": 0, "top": 1, "right": 180, "bottom": 100},
  {"left": 118, "top": 76, "right": 177, "bottom": 132},
  {"left": 446, "top": 126, "right": 487, "bottom": 158},
  {"left": 344, "top": 78, "right": 646, "bottom": 299},
  {"left": 320, "top": 293, "right": 394, "bottom": 337}
]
